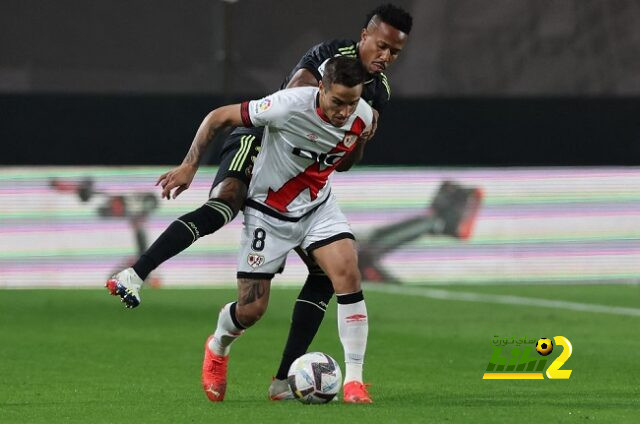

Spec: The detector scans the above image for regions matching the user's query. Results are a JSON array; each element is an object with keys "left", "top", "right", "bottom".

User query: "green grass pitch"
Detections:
[{"left": 1, "top": 284, "right": 639, "bottom": 423}]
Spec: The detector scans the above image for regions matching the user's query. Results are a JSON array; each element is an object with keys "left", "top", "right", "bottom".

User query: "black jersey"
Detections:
[
  {"left": 280, "top": 39, "right": 391, "bottom": 115},
  {"left": 224, "top": 39, "right": 390, "bottom": 148}
]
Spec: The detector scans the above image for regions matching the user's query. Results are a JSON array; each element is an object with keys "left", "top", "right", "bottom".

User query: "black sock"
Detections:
[
  {"left": 133, "top": 198, "right": 236, "bottom": 280},
  {"left": 275, "top": 274, "right": 334, "bottom": 380}
]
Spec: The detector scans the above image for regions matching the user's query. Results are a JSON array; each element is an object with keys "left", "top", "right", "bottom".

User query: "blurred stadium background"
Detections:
[
  {"left": 2, "top": 166, "right": 640, "bottom": 287},
  {"left": 2, "top": 0, "right": 639, "bottom": 287},
  {"left": 2, "top": 1, "right": 640, "bottom": 422}
]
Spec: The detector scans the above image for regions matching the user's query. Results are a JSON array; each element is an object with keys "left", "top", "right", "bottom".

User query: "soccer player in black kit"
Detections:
[{"left": 106, "top": 4, "right": 412, "bottom": 402}]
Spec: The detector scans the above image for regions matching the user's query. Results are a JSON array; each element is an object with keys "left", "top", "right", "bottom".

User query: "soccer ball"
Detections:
[
  {"left": 287, "top": 352, "right": 342, "bottom": 404},
  {"left": 536, "top": 338, "right": 554, "bottom": 356}
]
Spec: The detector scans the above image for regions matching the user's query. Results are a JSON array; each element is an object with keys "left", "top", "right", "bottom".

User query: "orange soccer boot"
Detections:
[
  {"left": 201, "top": 336, "right": 229, "bottom": 402},
  {"left": 343, "top": 381, "right": 372, "bottom": 404}
]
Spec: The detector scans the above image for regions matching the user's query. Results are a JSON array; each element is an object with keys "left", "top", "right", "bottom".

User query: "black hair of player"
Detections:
[
  {"left": 364, "top": 3, "right": 413, "bottom": 34},
  {"left": 322, "top": 57, "right": 367, "bottom": 89}
]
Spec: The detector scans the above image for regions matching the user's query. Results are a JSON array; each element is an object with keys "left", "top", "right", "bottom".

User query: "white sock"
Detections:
[
  {"left": 337, "top": 294, "right": 368, "bottom": 384},
  {"left": 208, "top": 302, "right": 244, "bottom": 356}
]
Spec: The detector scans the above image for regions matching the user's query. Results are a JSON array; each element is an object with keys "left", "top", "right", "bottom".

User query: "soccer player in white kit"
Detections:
[{"left": 158, "top": 56, "right": 374, "bottom": 403}]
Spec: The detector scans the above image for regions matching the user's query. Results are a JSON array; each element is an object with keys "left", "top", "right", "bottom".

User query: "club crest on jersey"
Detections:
[
  {"left": 306, "top": 133, "right": 319, "bottom": 142},
  {"left": 342, "top": 133, "right": 358, "bottom": 149},
  {"left": 254, "top": 98, "right": 272, "bottom": 114},
  {"left": 247, "top": 253, "right": 265, "bottom": 268}
]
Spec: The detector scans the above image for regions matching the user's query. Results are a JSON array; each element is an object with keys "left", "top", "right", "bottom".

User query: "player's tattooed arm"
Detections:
[
  {"left": 157, "top": 104, "right": 245, "bottom": 199},
  {"left": 336, "top": 108, "right": 379, "bottom": 172},
  {"left": 183, "top": 104, "right": 245, "bottom": 167}
]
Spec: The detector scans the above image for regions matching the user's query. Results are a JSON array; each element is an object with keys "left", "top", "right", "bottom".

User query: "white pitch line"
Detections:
[{"left": 365, "top": 284, "right": 640, "bottom": 317}]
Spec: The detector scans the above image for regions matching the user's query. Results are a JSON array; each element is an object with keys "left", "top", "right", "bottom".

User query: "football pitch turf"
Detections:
[{"left": 1, "top": 284, "right": 639, "bottom": 423}]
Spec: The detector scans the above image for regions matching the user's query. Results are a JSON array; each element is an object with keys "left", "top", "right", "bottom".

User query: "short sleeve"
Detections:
[
  {"left": 297, "top": 43, "right": 335, "bottom": 82},
  {"left": 242, "top": 91, "right": 292, "bottom": 128}
]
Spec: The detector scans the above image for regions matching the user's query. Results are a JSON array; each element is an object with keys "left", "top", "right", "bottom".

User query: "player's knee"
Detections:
[
  {"left": 236, "top": 301, "right": 267, "bottom": 327},
  {"left": 331, "top": 265, "right": 361, "bottom": 294},
  {"left": 216, "top": 192, "right": 243, "bottom": 216},
  {"left": 177, "top": 199, "right": 237, "bottom": 239},
  {"left": 304, "top": 260, "right": 325, "bottom": 275},
  {"left": 298, "top": 274, "right": 334, "bottom": 310},
  {"left": 205, "top": 198, "right": 238, "bottom": 227},
  {"left": 210, "top": 178, "right": 247, "bottom": 214}
]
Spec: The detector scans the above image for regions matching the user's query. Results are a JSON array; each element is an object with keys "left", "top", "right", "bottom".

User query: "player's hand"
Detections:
[
  {"left": 360, "top": 108, "right": 379, "bottom": 142},
  {"left": 156, "top": 163, "right": 198, "bottom": 199}
]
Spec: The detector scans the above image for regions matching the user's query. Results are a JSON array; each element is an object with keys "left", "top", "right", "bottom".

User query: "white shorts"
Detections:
[{"left": 237, "top": 196, "right": 354, "bottom": 279}]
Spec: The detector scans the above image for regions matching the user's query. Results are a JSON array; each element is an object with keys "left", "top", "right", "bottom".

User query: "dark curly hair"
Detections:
[{"left": 364, "top": 3, "right": 413, "bottom": 34}]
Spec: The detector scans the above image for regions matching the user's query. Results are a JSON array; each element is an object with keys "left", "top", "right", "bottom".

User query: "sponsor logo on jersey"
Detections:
[
  {"left": 254, "top": 98, "right": 272, "bottom": 114},
  {"left": 247, "top": 253, "right": 265, "bottom": 268},
  {"left": 292, "top": 147, "right": 344, "bottom": 166}
]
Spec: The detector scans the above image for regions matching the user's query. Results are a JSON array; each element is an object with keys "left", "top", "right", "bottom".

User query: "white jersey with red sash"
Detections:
[{"left": 240, "top": 86, "right": 373, "bottom": 220}]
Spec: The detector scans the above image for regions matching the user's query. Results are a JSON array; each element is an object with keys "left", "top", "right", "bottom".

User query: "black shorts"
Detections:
[{"left": 211, "top": 127, "right": 264, "bottom": 189}]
